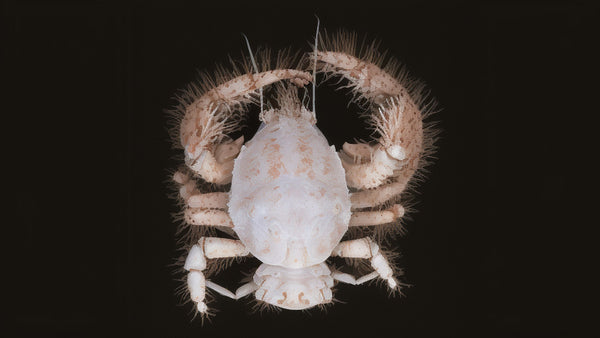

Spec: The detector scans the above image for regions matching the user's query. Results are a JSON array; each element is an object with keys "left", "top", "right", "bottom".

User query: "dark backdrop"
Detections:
[{"left": 5, "top": 1, "right": 595, "bottom": 337}]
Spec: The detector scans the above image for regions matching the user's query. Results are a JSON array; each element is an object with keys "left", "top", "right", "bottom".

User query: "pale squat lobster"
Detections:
[{"left": 171, "top": 31, "right": 435, "bottom": 314}]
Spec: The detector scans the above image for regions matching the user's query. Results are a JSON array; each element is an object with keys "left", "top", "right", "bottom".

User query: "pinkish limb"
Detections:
[
  {"left": 180, "top": 70, "right": 312, "bottom": 184},
  {"left": 316, "top": 51, "right": 424, "bottom": 191}
]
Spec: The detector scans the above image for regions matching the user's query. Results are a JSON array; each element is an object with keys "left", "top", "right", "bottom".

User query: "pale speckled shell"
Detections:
[{"left": 228, "top": 116, "right": 351, "bottom": 268}]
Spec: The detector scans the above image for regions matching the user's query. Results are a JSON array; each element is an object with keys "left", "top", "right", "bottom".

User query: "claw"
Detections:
[
  {"left": 180, "top": 69, "right": 311, "bottom": 184},
  {"left": 185, "top": 136, "right": 244, "bottom": 185},
  {"left": 214, "top": 136, "right": 244, "bottom": 163},
  {"left": 342, "top": 142, "right": 373, "bottom": 163}
]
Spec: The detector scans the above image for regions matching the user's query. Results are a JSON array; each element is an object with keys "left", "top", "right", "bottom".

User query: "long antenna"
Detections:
[
  {"left": 242, "top": 33, "right": 263, "bottom": 115},
  {"left": 313, "top": 16, "right": 320, "bottom": 114}
]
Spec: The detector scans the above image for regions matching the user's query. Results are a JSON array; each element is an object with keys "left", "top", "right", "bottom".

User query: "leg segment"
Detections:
[
  {"left": 174, "top": 171, "right": 233, "bottom": 228},
  {"left": 349, "top": 204, "right": 404, "bottom": 226},
  {"left": 331, "top": 237, "right": 397, "bottom": 289},
  {"left": 174, "top": 170, "right": 229, "bottom": 209},
  {"left": 187, "top": 192, "right": 228, "bottom": 209},
  {"left": 350, "top": 180, "right": 407, "bottom": 209},
  {"left": 205, "top": 280, "right": 259, "bottom": 300},
  {"left": 185, "top": 208, "right": 233, "bottom": 227},
  {"left": 331, "top": 271, "right": 380, "bottom": 286},
  {"left": 184, "top": 237, "right": 250, "bottom": 313}
]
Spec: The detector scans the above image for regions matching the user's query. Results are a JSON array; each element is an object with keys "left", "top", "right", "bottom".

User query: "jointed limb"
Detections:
[
  {"left": 187, "top": 192, "right": 229, "bottom": 209},
  {"left": 331, "top": 271, "right": 380, "bottom": 286},
  {"left": 331, "top": 237, "right": 397, "bottom": 289},
  {"left": 336, "top": 98, "right": 421, "bottom": 190},
  {"left": 184, "top": 237, "right": 250, "bottom": 313},
  {"left": 316, "top": 42, "right": 425, "bottom": 191},
  {"left": 185, "top": 135, "right": 245, "bottom": 185},
  {"left": 185, "top": 208, "right": 233, "bottom": 227},
  {"left": 174, "top": 171, "right": 233, "bottom": 228},
  {"left": 205, "top": 280, "right": 259, "bottom": 300},
  {"left": 180, "top": 69, "right": 312, "bottom": 184},
  {"left": 349, "top": 204, "right": 404, "bottom": 226},
  {"left": 339, "top": 139, "right": 407, "bottom": 190},
  {"left": 174, "top": 170, "right": 229, "bottom": 209},
  {"left": 350, "top": 180, "right": 407, "bottom": 209}
]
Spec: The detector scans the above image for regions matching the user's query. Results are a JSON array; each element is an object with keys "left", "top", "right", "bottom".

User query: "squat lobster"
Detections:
[{"left": 170, "top": 30, "right": 436, "bottom": 315}]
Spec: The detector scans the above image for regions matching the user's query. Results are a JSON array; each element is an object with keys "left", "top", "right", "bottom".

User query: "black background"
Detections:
[{"left": 5, "top": 1, "right": 596, "bottom": 337}]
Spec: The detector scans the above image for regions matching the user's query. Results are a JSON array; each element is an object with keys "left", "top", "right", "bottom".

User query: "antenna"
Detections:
[
  {"left": 242, "top": 33, "right": 263, "bottom": 115},
  {"left": 313, "top": 16, "right": 320, "bottom": 114}
]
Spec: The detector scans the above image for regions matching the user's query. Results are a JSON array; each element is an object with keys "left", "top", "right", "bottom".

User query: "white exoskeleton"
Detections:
[{"left": 170, "top": 30, "right": 436, "bottom": 315}]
